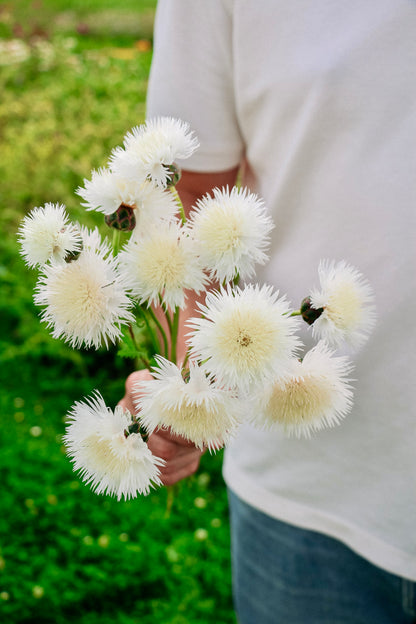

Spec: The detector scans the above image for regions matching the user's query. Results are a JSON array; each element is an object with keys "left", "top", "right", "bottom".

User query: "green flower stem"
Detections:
[
  {"left": 112, "top": 228, "right": 121, "bottom": 255},
  {"left": 222, "top": 273, "right": 240, "bottom": 291},
  {"left": 170, "top": 186, "right": 187, "bottom": 224},
  {"left": 146, "top": 306, "right": 169, "bottom": 359},
  {"left": 170, "top": 307, "right": 180, "bottom": 364},
  {"left": 128, "top": 324, "right": 150, "bottom": 369},
  {"left": 159, "top": 295, "right": 173, "bottom": 336},
  {"left": 182, "top": 347, "right": 191, "bottom": 370},
  {"left": 164, "top": 483, "right": 180, "bottom": 518},
  {"left": 136, "top": 306, "right": 164, "bottom": 357},
  {"left": 288, "top": 309, "right": 302, "bottom": 317}
]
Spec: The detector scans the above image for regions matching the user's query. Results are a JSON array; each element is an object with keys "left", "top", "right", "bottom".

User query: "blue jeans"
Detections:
[{"left": 228, "top": 490, "right": 416, "bottom": 624}]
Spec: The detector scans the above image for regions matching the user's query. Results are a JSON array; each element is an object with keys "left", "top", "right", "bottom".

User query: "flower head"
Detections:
[
  {"left": 308, "top": 260, "right": 376, "bottom": 349},
  {"left": 77, "top": 170, "right": 177, "bottom": 230},
  {"left": 34, "top": 239, "right": 134, "bottom": 349},
  {"left": 77, "top": 168, "right": 138, "bottom": 216},
  {"left": 78, "top": 225, "right": 109, "bottom": 253},
  {"left": 130, "top": 180, "right": 178, "bottom": 233},
  {"left": 118, "top": 220, "right": 207, "bottom": 310},
  {"left": 64, "top": 392, "right": 164, "bottom": 500},
  {"left": 110, "top": 117, "right": 199, "bottom": 187},
  {"left": 135, "top": 357, "right": 243, "bottom": 451},
  {"left": 187, "top": 284, "right": 302, "bottom": 392},
  {"left": 18, "top": 203, "right": 82, "bottom": 268},
  {"left": 252, "top": 341, "right": 354, "bottom": 437},
  {"left": 189, "top": 186, "right": 274, "bottom": 283}
]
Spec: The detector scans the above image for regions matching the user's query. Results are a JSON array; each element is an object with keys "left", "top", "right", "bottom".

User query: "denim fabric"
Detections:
[{"left": 228, "top": 490, "right": 416, "bottom": 624}]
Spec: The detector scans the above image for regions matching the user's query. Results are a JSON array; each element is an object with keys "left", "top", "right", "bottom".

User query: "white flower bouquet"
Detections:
[{"left": 18, "top": 117, "right": 376, "bottom": 501}]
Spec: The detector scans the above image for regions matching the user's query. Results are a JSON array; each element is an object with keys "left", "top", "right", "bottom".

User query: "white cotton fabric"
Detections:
[{"left": 147, "top": 0, "right": 416, "bottom": 580}]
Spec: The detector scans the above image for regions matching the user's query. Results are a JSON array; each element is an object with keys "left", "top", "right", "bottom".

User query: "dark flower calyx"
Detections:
[
  {"left": 105, "top": 204, "right": 136, "bottom": 231},
  {"left": 124, "top": 421, "right": 140, "bottom": 438},
  {"left": 165, "top": 163, "right": 182, "bottom": 187},
  {"left": 300, "top": 296, "right": 324, "bottom": 325},
  {"left": 65, "top": 241, "right": 83, "bottom": 263}
]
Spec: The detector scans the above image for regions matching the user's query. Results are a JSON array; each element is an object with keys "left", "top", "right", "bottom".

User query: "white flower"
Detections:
[
  {"left": 252, "top": 341, "right": 354, "bottom": 437},
  {"left": 130, "top": 180, "right": 178, "bottom": 232},
  {"left": 135, "top": 357, "right": 243, "bottom": 451},
  {"left": 64, "top": 392, "right": 164, "bottom": 500},
  {"left": 34, "top": 240, "right": 134, "bottom": 349},
  {"left": 18, "top": 203, "right": 82, "bottom": 268},
  {"left": 187, "top": 284, "right": 302, "bottom": 392},
  {"left": 118, "top": 220, "right": 207, "bottom": 310},
  {"left": 309, "top": 260, "right": 376, "bottom": 349},
  {"left": 77, "top": 170, "right": 177, "bottom": 229},
  {"left": 110, "top": 117, "right": 199, "bottom": 187},
  {"left": 189, "top": 186, "right": 274, "bottom": 283},
  {"left": 78, "top": 225, "right": 109, "bottom": 253},
  {"left": 76, "top": 168, "right": 138, "bottom": 216}
]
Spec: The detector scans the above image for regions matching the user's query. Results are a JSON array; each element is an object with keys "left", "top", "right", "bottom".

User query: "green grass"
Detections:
[{"left": 0, "top": 3, "right": 236, "bottom": 622}]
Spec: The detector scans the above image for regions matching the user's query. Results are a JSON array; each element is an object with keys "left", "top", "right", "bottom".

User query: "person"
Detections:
[{"left": 119, "top": 1, "right": 416, "bottom": 621}]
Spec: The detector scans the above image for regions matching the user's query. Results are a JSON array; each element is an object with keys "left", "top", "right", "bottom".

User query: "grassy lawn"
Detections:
[{"left": 0, "top": 2, "right": 236, "bottom": 622}]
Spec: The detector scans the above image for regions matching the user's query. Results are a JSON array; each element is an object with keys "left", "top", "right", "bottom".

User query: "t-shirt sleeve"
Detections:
[{"left": 146, "top": 0, "right": 244, "bottom": 172}]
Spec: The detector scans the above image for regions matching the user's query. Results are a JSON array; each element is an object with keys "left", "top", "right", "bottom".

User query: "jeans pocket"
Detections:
[{"left": 402, "top": 579, "right": 416, "bottom": 618}]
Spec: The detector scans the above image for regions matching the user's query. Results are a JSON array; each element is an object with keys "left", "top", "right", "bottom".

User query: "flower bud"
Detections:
[
  {"left": 300, "top": 296, "right": 324, "bottom": 325},
  {"left": 105, "top": 204, "right": 136, "bottom": 231}
]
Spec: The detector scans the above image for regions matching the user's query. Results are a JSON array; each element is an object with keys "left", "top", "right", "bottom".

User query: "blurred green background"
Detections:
[{"left": 0, "top": 1, "right": 235, "bottom": 622}]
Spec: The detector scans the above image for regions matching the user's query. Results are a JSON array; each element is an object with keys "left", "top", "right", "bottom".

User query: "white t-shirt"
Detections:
[{"left": 147, "top": 0, "right": 416, "bottom": 580}]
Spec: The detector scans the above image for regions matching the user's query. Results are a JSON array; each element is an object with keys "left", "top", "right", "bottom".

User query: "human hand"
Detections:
[{"left": 119, "top": 369, "right": 204, "bottom": 486}]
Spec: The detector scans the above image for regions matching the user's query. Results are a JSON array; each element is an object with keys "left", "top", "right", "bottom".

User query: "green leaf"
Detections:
[{"left": 117, "top": 323, "right": 153, "bottom": 365}]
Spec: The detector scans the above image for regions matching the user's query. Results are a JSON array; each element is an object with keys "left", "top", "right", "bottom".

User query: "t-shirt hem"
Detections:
[
  {"left": 175, "top": 151, "right": 242, "bottom": 173},
  {"left": 223, "top": 463, "right": 416, "bottom": 582}
]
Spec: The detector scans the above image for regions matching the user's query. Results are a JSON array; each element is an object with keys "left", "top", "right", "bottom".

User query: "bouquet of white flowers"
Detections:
[{"left": 18, "top": 117, "right": 376, "bottom": 501}]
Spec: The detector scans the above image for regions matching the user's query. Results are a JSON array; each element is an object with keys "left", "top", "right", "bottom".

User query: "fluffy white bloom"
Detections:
[
  {"left": 18, "top": 203, "right": 82, "bottom": 268},
  {"left": 309, "top": 260, "right": 376, "bottom": 349},
  {"left": 77, "top": 168, "right": 137, "bottom": 215},
  {"left": 189, "top": 186, "right": 274, "bottom": 282},
  {"left": 64, "top": 392, "right": 164, "bottom": 500},
  {"left": 188, "top": 284, "right": 302, "bottom": 392},
  {"left": 252, "top": 341, "right": 354, "bottom": 437},
  {"left": 134, "top": 180, "right": 178, "bottom": 229},
  {"left": 110, "top": 117, "right": 199, "bottom": 187},
  {"left": 34, "top": 239, "right": 134, "bottom": 349},
  {"left": 78, "top": 225, "right": 109, "bottom": 253},
  {"left": 77, "top": 169, "right": 177, "bottom": 228},
  {"left": 135, "top": 357, "right": 243, "bottom": 451},
  {"left": 118, "top": 220, "right": 207, "bottom": 310}
]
